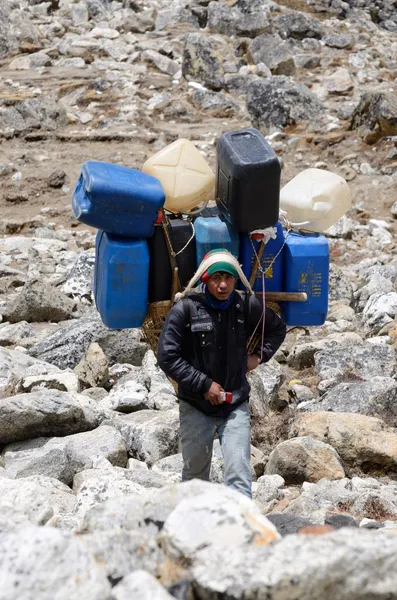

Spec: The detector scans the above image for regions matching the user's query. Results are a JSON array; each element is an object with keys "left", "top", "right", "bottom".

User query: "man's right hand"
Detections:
[{"left": 204, "top": 382, "right": 224, "bottom": 405}]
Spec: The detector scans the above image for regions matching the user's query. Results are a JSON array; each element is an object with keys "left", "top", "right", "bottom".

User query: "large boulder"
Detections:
[
  {"left": 274, "top": 11, "right": 323, "bottom": 39},
  {"left": 247, "top": 33, "right": 295, "bottom": 75},
  {"left": 207, "top": 1, "right": 270, "bottom": 37},
  {"left": 287, "top": 332, "right": 362, "bottom": 370},
  {"left": 0, "top": 390, "right": 104, "bottom": 445},
  {"left": 0, "top": 475, "right": 75, "bottom": 532},
  {"left": 363, "top": 292, "right": 397, "bottom": 333},
  {"left": 60, "top": 253, "right": 95, "bottom": 300},
  {"left": 191, "top": 529, "right": 397, "bottom": 600},
  {"left": 182, "top": 33, "right": 226, "bottom": 90},
  {"left": 314, "top": 340, "right": 396, "bottom": 384},
  {"left": 351, "top": 92, "right": 397, "bottom": 144},
  {"left": 246, "top": 76, "right": 322, "bottom": 132},
  {"left": 29, "top": 312, "right": 148, "bottom": 369},
  {"left": 265, "top": 437, "right": 345, "bottom": 484},
  {"left": 306, "top": 377, "right": 397, "bottom": 419},
  {"left": 112, "top": 570, "right": 173, "bottom": 600},
  {"left": 0, "top": 527, "right": 111, "bottom": 599},
  {"left": 107, "top": 409, "right": 180, "bottom": 466},
  {"left": 0, "top": 347, "right": 60, "bottom": 398},
  {"left": 2, "top": 425, "right": 127, "bottom": 484},
  {"left": 4, "top": 280, "right": 78, "bottom": 324},
  {"left": 290, "top": 412, "right": 397, "bottom": 471},
  {"left": 160, "top": 487, "right": 279, "bottom": 561},
  {"left": 0, "top": 96, "right": 67, "bottom": 137}
]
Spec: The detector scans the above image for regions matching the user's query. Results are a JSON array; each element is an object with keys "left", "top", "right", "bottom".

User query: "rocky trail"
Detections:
[{"left": 1, "top": 0, "right": 397, "bottom": 598}]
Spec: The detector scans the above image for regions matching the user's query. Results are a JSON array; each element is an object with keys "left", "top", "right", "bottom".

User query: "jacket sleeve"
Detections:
[
  {"left": 157, "top": 300, "right": 212, "bottom": 393},
  {"left": 248, "top": 296, "right": 286, "bottom": 363}
]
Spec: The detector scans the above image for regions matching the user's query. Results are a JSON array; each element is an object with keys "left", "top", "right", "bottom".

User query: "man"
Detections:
[{"left": 158, "top": 249, "right": 286, "bottom": 498}]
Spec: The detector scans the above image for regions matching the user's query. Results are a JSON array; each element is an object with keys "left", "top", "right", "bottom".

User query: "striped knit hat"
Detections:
[
  {"left": 200, "top": 249, "right": 239, "bottom": 283},
  {"left": 174, "top": 249, "right": 254, "bottom": 302}
]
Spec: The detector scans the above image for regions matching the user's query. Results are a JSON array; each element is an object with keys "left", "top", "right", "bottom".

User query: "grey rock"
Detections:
[
  {"left": 16, "top": 372, "right": 80, "bottom": 394},
  {"left": 355, "top": 276, "right": 394, "bottom": 313},
  {"left": 266, "top": 436, "right": 345, "bottom": 484},
  {"left": 351, "top": 92, "right": 397, "bottom": 144},
  {"left": 82, "top": 536, "right": 164, "bottom": 588},
  {"left": 315, "top": 340, "right": 396, "bottom": 384},
  {"left": 191, "top": 528, "right": 397, "bottom": 599},
  {"left": 309, "top": 377, "right": 397, "bottom": 418},
  {"left": 74, "top": 342, "right": 109, "bottom": 389},
  {"left": 8, "top": 52, "right": 52, "bottom": 70},
  {"left": 0, "top": 321, "right": 35, "bottom": 347},
  {"left": 142, "top": 49, "right": 179, "bottom": 76},
  {"left": 0, "top": 347, "right": 61, "bottom": 398},
  {"left": 288, "top": 384, "right": 315, "bottom": 405},
  {"left": 48, "top": 169, "right": 66, "bottom": 188},
  {"left": 156, "top": 6, "right": 199, "bottom": 31},
  {"left": 323, "top": 33, "right": 354, "bottom": 48},
  {"left": 107, "top": 379, "right": 151, "bottom": 413},
  {"left": 224, "top": 72, "right": 260, "bottom": 94},
  {"left": 182, "top": 33, "right": 225, "bottom": 90},
  {"left": 60, "top": 253, "right": 95, "bottom": 299},
  {"left": 246, "top": 76, "right": 322, "bottom": 132},
  {"left": 287, "top": 332, "right": 362, "bottom": 369},
  {"left": 248, "top": 34, "right": 295, "bottom": 75},
  {"left": 112, "top": 570, "right": 173, "bottom": 600},
  {"left": 192, "top": 89, "right": 239, "bottom": 117},
  {"left": 160, "top": 486, "right": 279, "bottom": 560},
  {"left": 293, "top": 53, "right": 321, "bottom": 69},
  {"left": 324, "top": 67, "right": 354, "bottom": 95},
  {"left": 274, "top": 11, "right": 323, "bottom": 40},
  {"left": 363, "top": 292, "right": 397, "bottom": 332},
  {"left": 207, "top": 1, "right": 270, "bottom": 37},
  {"left": 329, "top": 264, "right": 354, "bottom": 305},
  {"left": 0, "top": 527, "right": 111, "bottom": 599},
  {"left": 0, "top": 390, "right": 104, "bottom": 445},
  {"left": 108, "top": 409, "right": 179, "bottom": 466},
  {"left": 73, "top": 470, "right": 146, "bottom": 519},
  {"left": 0, "top": 96, "right": 67, "bottom": 137},
  {"left": 82, "top": 387, "right": 108, "bottom": 401},
  {"left": 0, "top": 5, "right": 39, "bottom": 59},
  {"left": 29, "top": 312, "right": 148, "bottom": 369},
  {"left": 5, "top": 280, "right": 78, "bottom": 324},
  {"left": 266, "top": 513, "right": 314, "bottom": 536},
  {"left": 0, "top": 475, "right": 75, "bottom": 532},
  {"left": 325, "top": 512, "right": 358, "bottom": 529},
  {"left": 2, "top": 426, "right": 127, "bottom": 484},
  {"left": 254, "top": 474, "right": 285, "bottom": 505}
]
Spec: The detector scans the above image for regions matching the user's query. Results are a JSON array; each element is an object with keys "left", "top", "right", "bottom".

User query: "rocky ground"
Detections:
[{"left": 1, "top": 0, "right": 397, "bottom": 598}]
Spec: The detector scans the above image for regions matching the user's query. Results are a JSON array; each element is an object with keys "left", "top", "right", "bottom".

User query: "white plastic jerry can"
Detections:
[
  {"left": 280, "top": 168, "right": 351, "bottom": 233},
  {"left": 142, "top": 138, "right": 215, "bottom": 213}
]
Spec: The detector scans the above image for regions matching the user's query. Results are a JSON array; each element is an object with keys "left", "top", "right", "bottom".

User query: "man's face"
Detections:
[{"left": 207, "top": 272, "right": 236, "bottom": 301}]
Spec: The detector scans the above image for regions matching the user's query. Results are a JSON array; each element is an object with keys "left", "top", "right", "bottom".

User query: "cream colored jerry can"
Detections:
[
  {"left": 142, "top": 138, "right": 215, "bottom": 213},
  {"left": 280, "top": 168, "right": 351, "bottom": 232}
]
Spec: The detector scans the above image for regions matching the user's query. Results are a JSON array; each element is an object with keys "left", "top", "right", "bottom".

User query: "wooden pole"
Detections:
[{"left": 255, "top": 292, "right": 308, "bottom": 302}]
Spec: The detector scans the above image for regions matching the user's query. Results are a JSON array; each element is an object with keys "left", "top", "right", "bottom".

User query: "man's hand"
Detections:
[
  {"left": 204, "top": 382, "right": 224, "bottom": 405},
  {"left": 247, "top": 354, "right": 261, "bottom": 372}
]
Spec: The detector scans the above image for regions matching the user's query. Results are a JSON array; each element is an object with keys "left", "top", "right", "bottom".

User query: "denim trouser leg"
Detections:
[
  {"left": 218, "top": 403, "right": 252, "bottom": 498},
  {"left": 179, "top": 399, "right": 252, "bottom": 498},
  {"left": 179, "top": 400, "right": 217, "bottom": 482}
]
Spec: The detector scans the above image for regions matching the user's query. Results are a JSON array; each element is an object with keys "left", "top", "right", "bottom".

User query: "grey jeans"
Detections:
[{"left": 179, "top": 399, "right": 252, "bottom": 498}]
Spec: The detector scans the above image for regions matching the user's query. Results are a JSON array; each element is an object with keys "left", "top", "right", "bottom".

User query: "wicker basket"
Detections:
[
  {"left": 141, "top": 300, "right": 173, "bottom": 356},
  {"left": 246, "top": 301, "right": 281, "bottom": 354}
]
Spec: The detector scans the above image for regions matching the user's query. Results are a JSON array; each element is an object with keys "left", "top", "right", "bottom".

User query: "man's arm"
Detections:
[
  {"left": 157, "top": 300, "right": 212, "bottom": 393},
  {"left": 248, "top": 296, "right": 287, "bottom": 363}
]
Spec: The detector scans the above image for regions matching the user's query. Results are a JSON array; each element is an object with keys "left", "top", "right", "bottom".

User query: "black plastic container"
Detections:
[
  {"left": 216, "top": 128, "right": 280, "bottom": 232},
  {"left": 148, "top": 218, "right": 197, "bottom": 302}
]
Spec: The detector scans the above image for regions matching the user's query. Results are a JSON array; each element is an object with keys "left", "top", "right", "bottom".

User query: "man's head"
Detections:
[{"left": 201, "top": 249, "right": 238, "bottom": 301}]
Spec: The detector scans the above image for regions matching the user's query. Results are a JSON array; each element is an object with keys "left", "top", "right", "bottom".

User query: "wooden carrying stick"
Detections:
[{"left": 255, "top": 292, "right": 308, "bottom": 302}]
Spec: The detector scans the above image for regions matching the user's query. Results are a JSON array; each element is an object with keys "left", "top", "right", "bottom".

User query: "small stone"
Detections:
[
  {"left": 48, "top": 170, "right": 66, "bottom": 189},
  {"left": 4, "top": 191, "right": 29, "bottom": 204},
  {"left": 323, "top": 33, "right": 354, "bottom": 49}
]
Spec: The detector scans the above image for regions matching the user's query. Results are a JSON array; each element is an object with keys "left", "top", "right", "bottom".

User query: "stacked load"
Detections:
[{"left": 72, "top": 129, "right": 351, "bottom": 341}]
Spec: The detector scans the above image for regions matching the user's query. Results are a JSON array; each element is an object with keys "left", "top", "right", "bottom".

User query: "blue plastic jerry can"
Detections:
[
  {"left": 194, "top": 215, "right": 239, "bottom": 267},
  {"left": 72, "top": 161, "right": 165, "bottom": 238},
  {"left": 239, "top": 221, "right": 284, "bottom": 292},
  {"left": 94, "top": 231, "right": 149, "bottom": 329},
  {"left": 283, "top": 231, "right": 329, "bottom": 326}
]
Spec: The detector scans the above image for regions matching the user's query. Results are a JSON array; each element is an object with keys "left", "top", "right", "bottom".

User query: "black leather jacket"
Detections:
[{"left": 157, "top": 290, "right": 286, "bottom": 417}]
